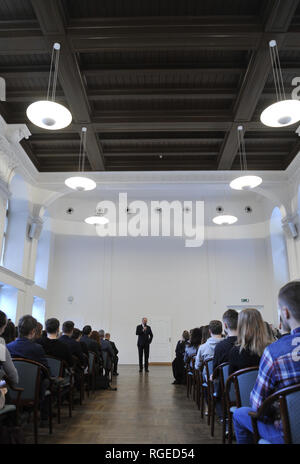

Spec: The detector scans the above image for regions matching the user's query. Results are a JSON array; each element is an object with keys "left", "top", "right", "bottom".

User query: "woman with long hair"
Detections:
[
  {"left": 184, "top": 327, "right": 202, "bottom": 370},
  {"left": 228, "top": 308, "right": 271, "bottom": 375},
  {"left": 172, "top": 330, "right": 190, "bottom": 384},
  {"left": 201, "top": 325, "right": 210, "bottom": 345},
  {"left": 90, "top": 330, "right": 101, "bottom": 345}
]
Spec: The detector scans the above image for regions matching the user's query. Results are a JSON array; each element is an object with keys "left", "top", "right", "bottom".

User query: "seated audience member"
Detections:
[
  {"left": 59, "top": 321, "right": 87, "bottom": 368},
  {"left": 195, "top": 320, "right": 223, "bottom": 369},
  {"left": 184, "top": 328, "right": 202, "bottom": 371},
  {"left": 201, "top": 325, "right": 210, "bottom": 345},
  {"left": 2, "top": 319, "right": 16, "bottom": 344},
  {"left": 7, "top": 315, "right": 49, "bottom": 369},
  {"left": 98, "top": 329, "right": 114, "bottom": 377},
  {"left": 228, "top": 308, "right": 271, "bottom": 376},
  {"left": 105, "top": 333, "right": 119, "bottom": 376},
  {"left": 81, "top": 326, "right": 102, "bottom": 366},
  {"left": 172, "top": 330, "right": 190, "bottom": 384},
  {"left": 213, "top": 309, "right": 238, "bottom": 371},
  {"left": 72, "top": 328, "right": 89, "bottom": 357},
  {"left": 233, "top": 280, "right": 300, "bottom": 444},
  {"left": 90, "top": 330, "right": 101, "bottom": 345},
  {"left": 38, "top": 318, "right": 73, "bottom": 368},
  {"left": 0, "top": 310, "right": 18, "bottom": 387},
  {"left": 8, "top": 315, "right": 50, "bottom": 424},
  {"left": 33, "top": 322, "right": 43, "bottom": 343},
  {"left": 264, "top": 321, "right": 276, "bottom": 343}
]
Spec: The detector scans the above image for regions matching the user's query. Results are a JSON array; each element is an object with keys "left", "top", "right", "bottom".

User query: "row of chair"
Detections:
[
  {"left": 1, "top": 350, "right": 98, "bottom": 444},
  {"left": 186, "top": 357, "right": 300, "bottom": 444}
]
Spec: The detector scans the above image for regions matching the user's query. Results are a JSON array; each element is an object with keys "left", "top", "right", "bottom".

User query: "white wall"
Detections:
[{"left": 47, "top": 216, "right": 275, "bottom": 364}]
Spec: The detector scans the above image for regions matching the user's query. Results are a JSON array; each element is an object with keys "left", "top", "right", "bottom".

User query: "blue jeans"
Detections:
[{"left": 233, "top": 407, "right": 284, "bottom": 444}]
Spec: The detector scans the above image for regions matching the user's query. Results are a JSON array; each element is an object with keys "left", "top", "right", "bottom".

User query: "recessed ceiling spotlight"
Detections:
[
  {"left": 66, "top": 207, "right": 74, "bottom": 215},
  {"left": 245, "top": 206, "right": 253, "bottom": 214}
]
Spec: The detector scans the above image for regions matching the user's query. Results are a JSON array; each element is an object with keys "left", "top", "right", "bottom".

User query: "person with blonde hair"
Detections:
[
  {"left": 228, "top": 308, "right": 271, "bottom": 375},
  {"left": 233, "top": 281, "right": 300, "bottom": 444}
]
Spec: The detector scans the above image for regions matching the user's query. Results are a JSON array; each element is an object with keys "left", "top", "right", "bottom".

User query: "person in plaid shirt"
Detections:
[{"left": 233, "top": 280, "right": 300, "bottom": 444}]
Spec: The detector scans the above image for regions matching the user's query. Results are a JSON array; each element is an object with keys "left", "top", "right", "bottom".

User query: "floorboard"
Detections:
[{"left": 26, "top": 365, "right": 222, "bottom": 444}]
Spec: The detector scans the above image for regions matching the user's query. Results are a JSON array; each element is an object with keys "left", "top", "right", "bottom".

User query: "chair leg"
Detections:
[
  {"left": 228, "top": 410, "right": 233, "bottom": 444},
  {"left": 57, "top": 388, "right": 61, "bottom": 424},
  {"left": 210, "top": 398, "right": 215, "bottom": 437},
  {"left": 69, "top": 387, "right": 72, "bottom": 418},
  {"left": 34, "top": 407, "right": 38, "bottom": 445},
  {"left": 207, "top": 396, "right": 211, "bottom": 426},
  {"left": 222, "top": 398, "right": 227, "bottom": 444},
  {"left": 200, "top": 386, "right": 204, "bottom": 418},
  {"left": 48, "top": 394, "right": 53, "bottom": 435}
]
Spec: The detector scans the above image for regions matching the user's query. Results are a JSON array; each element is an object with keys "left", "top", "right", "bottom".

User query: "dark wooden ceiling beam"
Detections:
[
  {"left": 30, "top": 0, "right": 105, "bottom": 171},
  {"left": 217, "top": 0, "right": 300, "bottom": 170}
]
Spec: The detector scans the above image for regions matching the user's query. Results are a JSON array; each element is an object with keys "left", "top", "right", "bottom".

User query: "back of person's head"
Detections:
[
  {"left": 2, "top": 319, "right": 16, "bottom": 344},
  {"left": 105, "top": 333, "right": 110, "bottom": 339},
  {"left": 0, "top": 310, "right": 7, "bottom": 332},
  {"left": 264, "top": 321, "right": 276, "bottom": 343},
  {"left": 190, "top": 327, "right": 202, "bottom": 347},
  {"left": 62, "top": 320, "right": 74, "bottom": 335},
  {"left": 72, "top": 328, "right": 81, "bottom": 340},
  {"left": 237, "top": 308, "right": 269, "bottom": 357},
  {"left": 209, "top": 320, "right": 222, "bottom": 336},
  {"left": 18, "top": 315, "right": 38, "bottom": 338},
  {"left": 222, "top": 309, "right": 238, "bottom": 332},
  {"left": 35, "top": 322, "right": 43, "bottom": 339},
  {"left": 278, "top": 280, "right": 300, "bottom": 324},
  {"left": 45, "top": 318, "right": 60, "bottom": 334},
  {"left": 182, "top": 330, "right": 190, "bottom": 341},
  {"left": 90, "top": 330, "right": 100, "bottom": 344},
  {"left": 201, "top": 325, "right": 210, "bottom": 344},
  {"left": 99, "top": 329, "right": 105, "bottom": 338},
  {"left": 82, "top": 325, "right": 92, "bottom": 336}
]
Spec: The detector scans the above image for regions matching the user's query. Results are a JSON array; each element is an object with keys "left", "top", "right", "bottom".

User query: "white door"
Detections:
[{"left": 148, "top": 317, "right": 172, "bottom": 363}]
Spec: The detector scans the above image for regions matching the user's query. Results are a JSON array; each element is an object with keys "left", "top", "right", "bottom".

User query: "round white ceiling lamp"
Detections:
[
  {"left": 212, "top": 214, "right": 238, "bottom": 225},
  {"left": 85, "top": 208, "right": 109, "bottom": 225},
  {"left": 260, "top": 40, "right": 300, "bottom": 128},
  {"left": 230, "top": 125, "right": 262, "bottom": 191},
  {"left": 65, "top": 127, "right": 96, "bottom": 191},
  {"left": 26, "top": 43, "right": 72, "bottom": 130}
]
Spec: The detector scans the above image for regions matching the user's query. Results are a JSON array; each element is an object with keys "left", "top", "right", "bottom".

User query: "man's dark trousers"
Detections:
[{"left": 138, "top": 344, "right": 150, "bottom": 370}]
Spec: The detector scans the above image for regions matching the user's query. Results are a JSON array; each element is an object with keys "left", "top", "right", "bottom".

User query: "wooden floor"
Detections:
[{"left": 29, "top": 365, "right": 222, "bottom": 444}]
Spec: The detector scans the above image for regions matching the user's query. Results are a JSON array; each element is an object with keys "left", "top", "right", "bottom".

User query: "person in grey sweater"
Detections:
[
  {"left": 195, "top": 320, "right": 223, "bottom": 370},
  {"left": 0, "top": 310, "right": 19, "bottom": 388}
]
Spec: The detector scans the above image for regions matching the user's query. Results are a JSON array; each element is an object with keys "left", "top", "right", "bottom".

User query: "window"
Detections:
[{"left": 0, "top": 199, "right": 9, "bottom": 266}]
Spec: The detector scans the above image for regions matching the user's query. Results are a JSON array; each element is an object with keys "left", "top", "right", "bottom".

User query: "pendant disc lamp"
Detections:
[
  {"left": 212, "top": 214, "right": 238, "bottom": 225},
  {"left": 260, "top": 40, "right": 300, "bottom": 127},
  {"left": 230, "top": 125, "right": 262, "bottom": 191},
  {"left": 26, "top": 43, "right": 72, "bottom": 130},
  {"left": 65, "top": 127, "right": 96, "bottom": 191},
  {"left": 85, "top": 208, "right": 109, "bottom": 225}
]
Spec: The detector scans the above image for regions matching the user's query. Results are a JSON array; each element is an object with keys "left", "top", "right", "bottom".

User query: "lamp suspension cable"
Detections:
[
  {"left": 237, "top": 124, "right": 247, "bottom": 172},
  {"left": 78, "top": 127, "right": 87, "bottom": 173},
  {"left": 46, "top": 43, "right": 60, "bottom": 102},
  {"left": 269, "top": 40, "right": 285, "bottom": 103}
]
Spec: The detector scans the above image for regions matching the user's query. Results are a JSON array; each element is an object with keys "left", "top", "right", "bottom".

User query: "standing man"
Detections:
[{"left": 136, "top": 317, "right": 153, "bottom": 373}]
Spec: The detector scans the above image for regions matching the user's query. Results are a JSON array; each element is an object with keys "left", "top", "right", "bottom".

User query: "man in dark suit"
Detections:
[
  {"left": 38, "top": 317, "right": 73, "bottom": 368},
  {"left": 81, "top": 325, "right": 103, "bottom": 366},
  {"left": 7, "top": 314, "right": 49, "bottom": 369},
  {"left": 59, "top": 321, "right": 87, "bottom": 368},
  {"left": 7, "top": 314, "right": 50, "bottom": 424},
  {"left": 136, "top": 317, "right": 153, "bottom": 373},
  {"left": 105, "top": 333, "right": 119, "bottom": 376}
]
